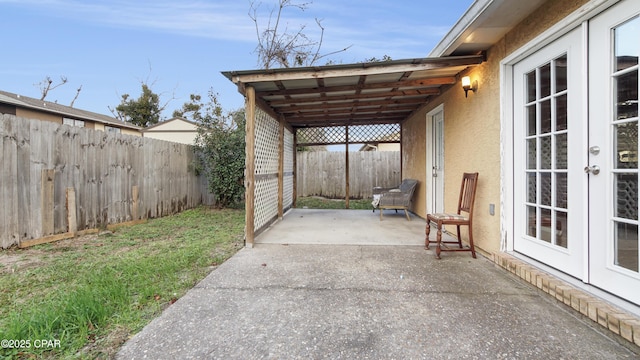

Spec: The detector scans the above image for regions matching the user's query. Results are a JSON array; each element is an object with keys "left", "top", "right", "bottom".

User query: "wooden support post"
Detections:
[
  {"left": 293, "top": 130, "right": 298, "bottom": 208},
  {"left": 41, "top": 169, "right": 55, "bottom": 236},
  {"left": 66, "top": 188, "right": 77, "bottom": 235},
  {"left": 345, "top": 125, "right": 350, "bottom": 209},
  {"left": 245, "top": 86, "right": 256, "bottom": 247},
  {"left": 399, "top": 122, "right": 404, "bottom": 178},
  {"left": 278, "top": 117, "right": 285, "bottom": 218},
  {"left": 132, "top": 185, "right": 139, "bottom": 221}
]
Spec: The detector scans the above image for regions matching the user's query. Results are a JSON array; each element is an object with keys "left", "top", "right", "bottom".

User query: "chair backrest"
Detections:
[
  {"left": 457, "top": 173, "right": 479, "bottom": 217},
  {"left": 399, "top": 179, "right": 418, "bottom": 194}
]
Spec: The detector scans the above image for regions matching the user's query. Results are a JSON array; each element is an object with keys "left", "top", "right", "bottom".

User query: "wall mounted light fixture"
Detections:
[{"left": 461, "top": 76, "right": 478, "bottom": 98}]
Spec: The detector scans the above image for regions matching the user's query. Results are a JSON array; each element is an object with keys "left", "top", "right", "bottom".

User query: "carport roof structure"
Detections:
[
  {"left": 222, "top": 54, "right": 484, "bottom": 128},
  {"left": 222, "top": 55, "right": 484, "bottom": 245}
]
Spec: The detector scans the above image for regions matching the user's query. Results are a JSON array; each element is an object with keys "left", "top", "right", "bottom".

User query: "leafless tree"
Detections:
[
  {"left": 36, "top": 76, "right": 68, "bottom": 100},
  {"left": 249, "top": 0, "right": 350, "bottom": 69}
]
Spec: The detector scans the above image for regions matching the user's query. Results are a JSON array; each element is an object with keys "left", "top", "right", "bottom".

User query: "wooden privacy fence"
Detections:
[
  {"left": 296, "top": 151, "right": 401, "bottom": 199},
  {"left": 0, "top": 114, "right": 214, "bottom": 249}
]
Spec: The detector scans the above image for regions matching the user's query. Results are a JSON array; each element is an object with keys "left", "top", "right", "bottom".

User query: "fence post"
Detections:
[
  {"left": 66, "top": 187, "right": 77, "bottom": 235},
  {"left": 41, "top": 169, "right": 55, "bottom": 236},
  {"left": 132, "top": 185, "right": 139, "bottom": 221}
]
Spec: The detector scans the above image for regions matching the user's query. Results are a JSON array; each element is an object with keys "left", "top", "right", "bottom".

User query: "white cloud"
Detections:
[{"left": 1, "top": 0, "right": 258, "bottom": 42}]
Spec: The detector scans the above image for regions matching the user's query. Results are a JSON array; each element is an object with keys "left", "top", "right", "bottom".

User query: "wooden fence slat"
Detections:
[
  {"left": 41, "top": 169, "right": 55, "bottom": 236},
  {"left": 10, "top": 120, "right": 19, "bottom": 239},
  {"left": 29, "top": 120, "right": 42, "bottom": 239},
  {"left": 17, "top": 118, "right": 31, "bottom": 244},
  {"left": 67, "top": 188, "right": 77, "bottom": 234},
  {"left": 0, "top": 117, "right": 6, "bottom": 247},
  {"left": 0, "top": 116, "right": 18, "bottom": 248}
]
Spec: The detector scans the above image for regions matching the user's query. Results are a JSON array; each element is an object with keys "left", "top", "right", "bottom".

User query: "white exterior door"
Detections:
[
  {"left": 513, "top": 27, "right": 585, "bottom": 278},
  {"left": 588, "top": 1, "right": 640, "bottom": 305},
  {"left": 432, "top": 109, "right": 445, "bottom": 214}
]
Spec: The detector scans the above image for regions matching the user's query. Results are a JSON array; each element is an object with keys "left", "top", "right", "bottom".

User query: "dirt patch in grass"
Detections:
[{"left": 0, "top": 249, "right": 47, "bottom": 274}]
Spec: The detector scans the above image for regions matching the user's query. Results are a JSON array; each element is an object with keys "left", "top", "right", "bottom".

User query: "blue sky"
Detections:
[{"left": 0, "top": 0, "right": 474, "bottom": 119}]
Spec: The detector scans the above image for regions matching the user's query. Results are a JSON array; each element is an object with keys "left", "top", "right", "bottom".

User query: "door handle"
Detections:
[{"left": 584, "top": 165, "right": 600, "bottom": 175}]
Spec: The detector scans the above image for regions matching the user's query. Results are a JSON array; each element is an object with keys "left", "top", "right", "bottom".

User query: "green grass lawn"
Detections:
[
  {"left": 0, "top": 207, "right": 244, "bottom": 359},
  {"left": 295, "top": 196, "right": 373, "bottom": 210}
]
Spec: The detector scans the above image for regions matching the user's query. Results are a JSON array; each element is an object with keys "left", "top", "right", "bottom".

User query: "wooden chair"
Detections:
[{"left": 425, "top": 172, "right": 479, "bottom": 259}]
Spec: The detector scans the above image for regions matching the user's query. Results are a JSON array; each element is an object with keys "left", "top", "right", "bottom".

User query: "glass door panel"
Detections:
[
  {"left": 513, "top": 27, "right": 584, "bottom": 278},
  {"left": 589, "top": 1, "right": 640, "bottom": 305}
]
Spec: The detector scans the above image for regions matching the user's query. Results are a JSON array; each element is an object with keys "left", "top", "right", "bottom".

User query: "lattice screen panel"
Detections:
[
  {"left": 254, "top": 177, "right": 279, "bottom": 231},
  {"left": 255, "top": 108, "right": 280, "bottom": 175},
  {"left": 284, "top": 128, "right": 294, "bottom": 173},
  {"left": 297, "top": 124, "right": 400, "bottom": 145},
  {"left": 283, "top": 128, "right": 294, "bottom": 210},
  {"left": 254, "top": 108, "right": 280, "bottom": 231},
  {"left": 284, "top": 176, "right": 294, "bottom": 210},
  {"left": 349, "top": 124, "right": 400, "bottom": 143}
]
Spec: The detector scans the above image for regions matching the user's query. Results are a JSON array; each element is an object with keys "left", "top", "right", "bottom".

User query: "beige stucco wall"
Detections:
[
  {"left": 151, "top": 119, "right": 198, "bottom": 131},
  {"left": 15, "top": 107, "right": 142, "bottom": 135},
  {"left": 143, "top": 119, "right": 198, "bottom": 144},
  {"left": 378, "top": 143, "right": 400, "bottom": 152},
  {"left": 16, "top": 108, "right": 61, "bottom": 124},
  {"left": 402, "top": 0, "right": 589, "bottom": 255},
  {"left": 121, "top": 128, "right": 142, "bottom": 137},
  {"left": 143, "top": 131, "right": 197, "bottom": 144}
]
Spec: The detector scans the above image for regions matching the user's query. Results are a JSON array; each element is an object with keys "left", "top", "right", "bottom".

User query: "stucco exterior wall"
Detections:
[
  {"left": 377, "top": 143, "right": 400, "bottom": 152},
  {"left": 402, "top": 0, "right": 589, "bottom": 255},
  {"left": 121, "top": 128, "right": 142, "bottom": 137},
  {"left": 16, "top": 108, "right": 61, "bottom": 123},
  {"left": 14, "top": 107, "right": 142, "bottom": 134},
  {"left": 143, "top": 119, "right": 198, "bottom": 144},
  {"left": 143, "top": 131, "right": 196, "bottom": 144}
]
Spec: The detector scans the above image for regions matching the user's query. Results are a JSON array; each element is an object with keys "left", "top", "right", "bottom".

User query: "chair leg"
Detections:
[
  {"left": 425, "top": 222, "right": 431, "bottom": 249},
  {"left": 468, "top": 225, "right": 476, "bottom": 258},
  {"left": 456, "top": 226, "right": 463, "bottom": 248},
  {"left": 379, "top": 208, "right": 383, "bottom": 221},
  {"left": 435, "top": 224, "right": 442, "bottom": 259},
  {"left": 404, "top": 209, "right": 411, "bottom": 221}
]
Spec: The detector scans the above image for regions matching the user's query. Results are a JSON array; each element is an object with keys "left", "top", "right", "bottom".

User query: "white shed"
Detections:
[{"left": 142, "top": 117, "right": 198, "bottom": 145}]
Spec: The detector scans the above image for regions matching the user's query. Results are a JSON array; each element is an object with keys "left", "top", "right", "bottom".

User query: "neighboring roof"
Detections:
[
  {"left": 142, "top": 117, "right": 198, "bottom": 131},
  {"left": 429, "top": 0, "right": 547, "bottom": 56},
  {"left": 0, "top": 90, "right": 141, "bottom": 130},
  {"left": 222, "top": 55, "right": 484, "bottom": 128}
]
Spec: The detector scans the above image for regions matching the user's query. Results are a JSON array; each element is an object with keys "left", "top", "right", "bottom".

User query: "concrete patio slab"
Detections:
[
  {"left": 117, "top": 220, "right": 639, "bottom": 359},
  {"left": 255, "top": 208, "right": 435, "bottom": 246}
]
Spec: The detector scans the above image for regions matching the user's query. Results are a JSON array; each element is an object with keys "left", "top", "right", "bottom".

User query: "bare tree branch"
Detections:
[
  {"left": 69, "top": 85, "right": 82, "bottom": 107},
  {"left": 249, "top": 0, "right": 347, "bottom": 69},
  {"left": 37, "top": 75, "right": 68, "bottom": 100}
]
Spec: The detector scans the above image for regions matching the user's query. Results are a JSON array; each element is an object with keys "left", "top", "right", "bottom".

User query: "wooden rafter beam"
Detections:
[
  {"left": 256, "top": 76, "right": 456, "bottom": 97},
  {"left": 289, "top": 119, "right": 402, "bottom": 128},
  {"left": 285, "top": 112, "right": 406, "bottom": 123},
  {"left": 266, "top": 88, "right": 440, "bottom": 106},
  {"left": 276, "top": 97, "right": 428, "bottom": 112},
  {"left": 223, "top": 54, "right": 484, "bottom": 83}
]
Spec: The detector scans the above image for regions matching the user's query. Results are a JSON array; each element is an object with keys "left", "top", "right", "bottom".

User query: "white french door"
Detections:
[
  {"left": 432, "top": 110, "right": 445, "bottom": 214},
  {"left": 513, "top": 27, "right": 585, "bottom": 278},
  {"left": 512, "top": 0, "right": 640, "bottom": 305},
  {"left": 588, "top": 1, "right": 640, "bottom": 305}
]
